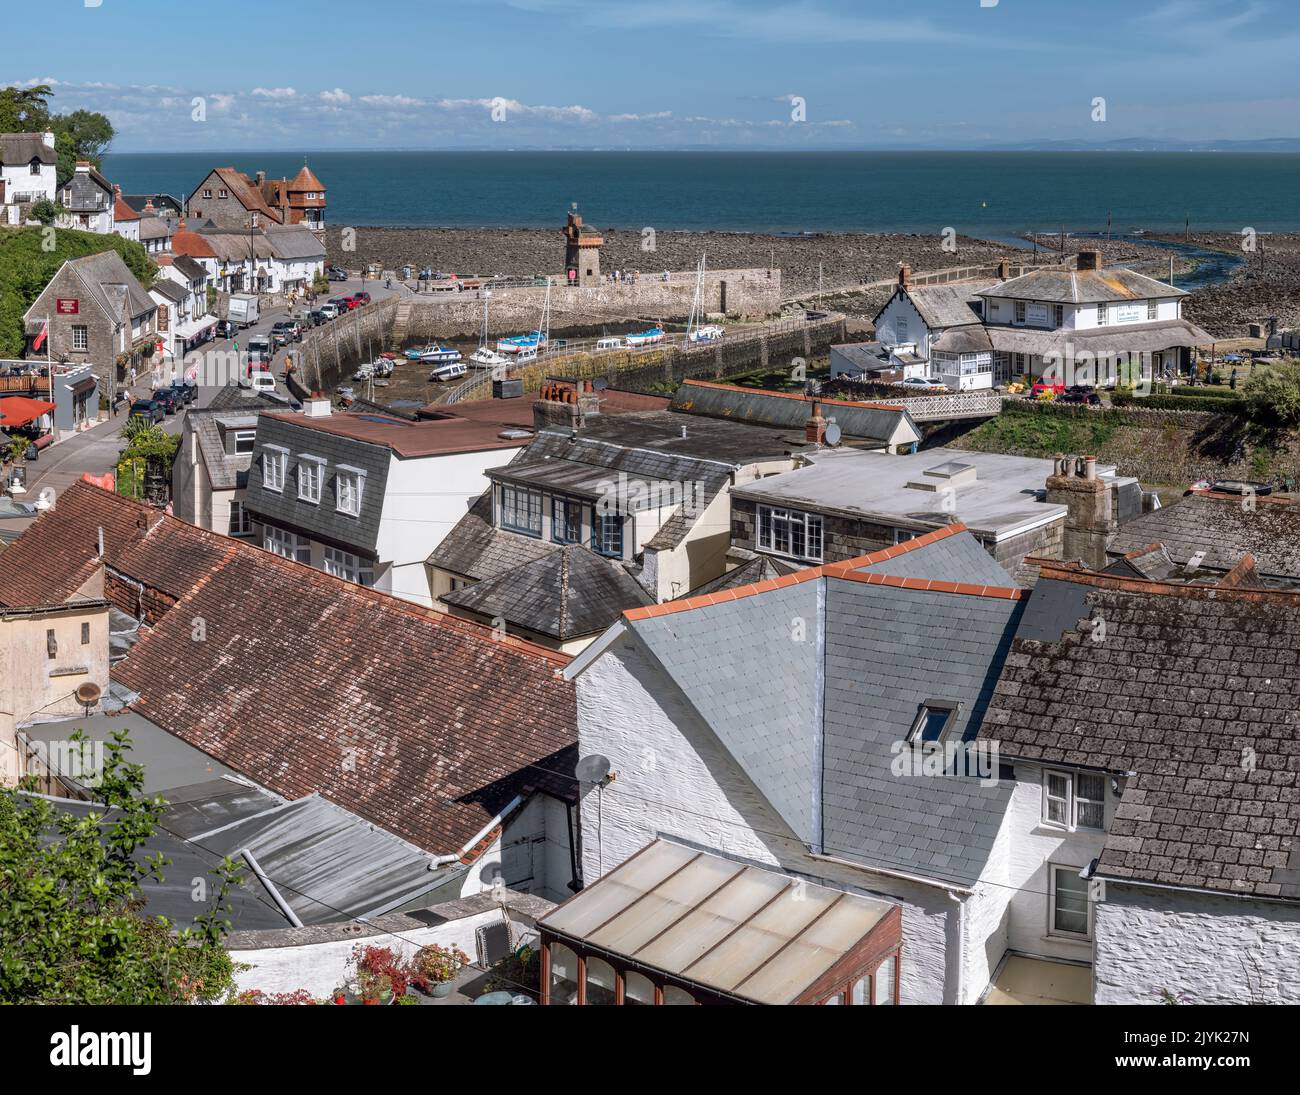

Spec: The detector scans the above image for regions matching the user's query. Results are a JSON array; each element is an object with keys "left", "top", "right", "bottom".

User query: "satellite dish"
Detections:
[
  {"left": 574, "top": 754, "right": 611, "bottom": 784},
  {"left": 824, "top": 421, "right": 842, "bottom": 447},
  {"left": 75, "top": 681, "right": 102, "bottom": 710}
]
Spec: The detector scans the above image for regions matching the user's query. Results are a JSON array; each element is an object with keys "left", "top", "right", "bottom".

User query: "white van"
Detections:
[{"left": 248, "top": 370, "right": 277, "bottom": 393}]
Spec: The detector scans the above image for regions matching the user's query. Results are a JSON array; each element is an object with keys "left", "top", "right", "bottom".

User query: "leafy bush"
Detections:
[{"left": 1242, "top": 363, "right": 1300, "bottom": 429}]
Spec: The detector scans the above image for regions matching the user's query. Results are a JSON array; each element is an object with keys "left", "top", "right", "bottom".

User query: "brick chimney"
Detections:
[
  {"left": 997, "top": 257, "right": 1011, "bottom": 279},
  {"left": 1076, "top": 249, "right": 1101, "bottom": 272},
  {"left": 898, "top": 263, "right": 913, "bottom": 290},
  {"left": 255, "top": 170, "right": 267, "bottom": 185},
  {"left": 1045, "top": 453, "right": 1113, "bottom": 568},
  {"left": 805, "top": 401, "right": 828, "bottom": 443}
]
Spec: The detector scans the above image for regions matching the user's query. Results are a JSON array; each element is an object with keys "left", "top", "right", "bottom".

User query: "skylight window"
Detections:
[{"left": 907, "top": 700, "right": 961, "bottom": 743}]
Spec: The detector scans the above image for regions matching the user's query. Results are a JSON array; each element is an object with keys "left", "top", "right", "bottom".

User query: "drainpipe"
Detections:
[
  {"left": 948, "top": 891, "right": 966, "bottom": 1006},
  {"left": 431, "top": 793, "right": 525, "bottom": 867}
]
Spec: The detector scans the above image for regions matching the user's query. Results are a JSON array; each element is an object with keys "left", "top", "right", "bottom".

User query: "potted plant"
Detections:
[
  {"left": 416, "top": 944, "right": 471, "bottom": 998},
  {"left": 356, "top": 969, "right": 393, "bottom": 1005}
]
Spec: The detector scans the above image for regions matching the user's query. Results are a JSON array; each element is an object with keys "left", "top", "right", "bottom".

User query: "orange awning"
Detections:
[{"left": 0, "top": 395, "right": 57, "bottom": 429}]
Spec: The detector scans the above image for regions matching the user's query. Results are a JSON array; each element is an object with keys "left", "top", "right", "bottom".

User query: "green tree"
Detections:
[
  {"left": 28, "top": 197, "right": 61, "bottom": 225},
  {"left": 0, "top": 730, "right": 242, "bottom": 1004},
  {"left": 53, "top": 110, "right": 116, "bottom": 181},
  {"left": 0, "top": 84, "right": 53, "bottom": 131},
  {"left": 1242, "top": 363, "right": 1300, "bottom": 430}
]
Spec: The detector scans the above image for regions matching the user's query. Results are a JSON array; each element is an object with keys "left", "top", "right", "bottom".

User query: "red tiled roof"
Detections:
[
  {"left": 113, "top": 193, "right": 141, "bottom": 222},
  {"left": 212, "top": 167, "right": 283, "bottom": 222},
  {"left": 290, "top": 163, "right": 324, "bottom": 192},
  {"left": 5, "top": 481, "right": 578, "bottom": 855},
  {"left": 170, "top": 221, "right": 218, "bottom": 259}
]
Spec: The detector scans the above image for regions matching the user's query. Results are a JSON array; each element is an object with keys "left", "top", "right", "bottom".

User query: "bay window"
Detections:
[{"left": 500, "top": 484, "right": 542, "bottom": 536}]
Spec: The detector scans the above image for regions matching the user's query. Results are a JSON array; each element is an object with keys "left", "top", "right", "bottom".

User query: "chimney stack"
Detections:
[
  {"left": 1045, "top": 452, "right": 1113, "bottom": 568},
  {"left": 898, "top": 263, "right": 913, "bottom": 290},
  {"left": 256, "top": 170, "right": 267, "bottom": 185},
  {"left": 805, "top": 401, "right": 828, "bottom": 444},
  {"left": 303, "top": 391, "right": 332, "bottom": 418},
  {"left": 1076, "top": 249, "right": 1101, "bottom": 272},
  {"left": 997, "top": 257, "right": 1011, "bottom": 280}
]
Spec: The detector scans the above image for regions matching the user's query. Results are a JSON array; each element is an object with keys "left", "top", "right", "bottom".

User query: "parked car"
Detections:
[
  {"left": 130, "top": 399, "right": 165, "bottom": 424},
  {"left": 1058, "top": 385, "right": 1101, "bottom": 406},
  {"left": 319, "top": 303, "right": 341, "bottom": 320},
  {"left": 216, "top": 319, "right": 236, "bottom": 339},
  {"left": 327, "top": 297, "right": 352, "bottom": 313},
  {"left": 273, "top": 319, "right": 304, "bottom": 342},
  {"left": 1032, "top": 379, "right": 1066, "bottom": 398},
  {"left": 152, "top": 388, "right": 182, "bottom": 415},
  {"left": 899, "top": 376, "right": 947, "bottom": 391},
  {"left": 169, "top": 380, "right": 198, "bottom": 405},
  {"left": 342, "top": 295, "right": 363, "bottom": 310},
  {"left": 327, "top": 265, "right": 349, "bottom": 282},
  {"left": 350, "top": 291, "right": 371, "bottom": 306}
]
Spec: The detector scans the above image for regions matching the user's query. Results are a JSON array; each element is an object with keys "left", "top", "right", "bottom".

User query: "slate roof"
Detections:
[
  {"left": 616, "top": 524, "right": 1025, "bottom": 888},
  {"left": 171, "top": 255, "right": 208, "bottom": 281},
  {"left": 25, "top": 250, "right": 155, "bottom": 326},
  {"left": 0, "top": 132, "right": 56, "bottom": 166},
  {"left": 905, "top": 281, "right": 997, "bottom": 329},
  {"left": 980, "top": 566, "right": 1300, "bottom": 900},
  {"left": 61, "top": 165, "right": 113, "bottom": 212},
  {"left": 670, "top": 380, "right": 918, "bottom": 446},
  {"left": 190, "top": 409, "right": 256, "bottom": 491},
  {"left": 557, "top": 407, "right": 813, "bottom": 464},
  {"left": 265, "top": 224, "right": 326, "bottom": 260},
  {"left": 978, "top": 266, "right": 1188, "bottom": 304},
  {"left": 1106, "top": 491, "right": 1300, "bottom": 583},
  {"left": 428, "top": 489, "right": 559, "bottom": 580},
  {"left": 856, "top": 527, "right": 1020, "bottom": 587},
  {"left": 442, "top": 543, "right": 654, "bottom": 641},
  {"left": 150, "top": 278, "right": 187, "bottom": 304},
  {"left": 684, "top": 553, "right": 800, "bottom": 596}
]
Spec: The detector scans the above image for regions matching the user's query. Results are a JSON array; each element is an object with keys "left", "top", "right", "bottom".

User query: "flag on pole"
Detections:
[{"left": 31, "top": 318, "right": 48, "bottom": 353}]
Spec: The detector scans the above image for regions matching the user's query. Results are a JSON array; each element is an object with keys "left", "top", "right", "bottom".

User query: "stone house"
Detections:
[
  {"left": 185, "top": 164, "right": 325, "bottom": 231},
  {"left": 23, "top": 250, "right": 157, "bottom": 394},
  {"left": 57, "top": 162, "right": 115, "bottom": 234}
]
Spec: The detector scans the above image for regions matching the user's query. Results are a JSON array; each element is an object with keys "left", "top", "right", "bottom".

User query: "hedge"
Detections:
[{"left": 1111, "top": 392, "right": 1244, "bottom": 414}]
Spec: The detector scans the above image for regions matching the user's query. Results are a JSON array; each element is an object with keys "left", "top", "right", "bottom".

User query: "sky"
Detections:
[{"left": 5, "top": 0, "right": 1300, "bottom": 151}]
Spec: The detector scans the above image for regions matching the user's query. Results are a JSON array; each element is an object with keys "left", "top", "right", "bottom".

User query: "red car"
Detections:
[
  {"left": 1031, "top": 378, "right": 1065, "bottom": 398},
  {"left": 351, "top": 291, "right": 371, "bottom": 305}
]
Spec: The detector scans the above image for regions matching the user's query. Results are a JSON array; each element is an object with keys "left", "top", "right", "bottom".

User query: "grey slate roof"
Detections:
[
  {"left": 632, "top": 580, "right": 826, "bottom": 847},
  {"left": 981, "top": 570, "right": 1300, "bottom": 900},
  {"left": 670, "top": 383, "right": 916, "bottom": 446},
  {"left": 428, "top": 489, "right": 560, "bottom": 579},
  {"left": 551, "top": 410, "right": 811, "bottom": 464},
  {"left": 978, "top": 266, "right": 1188, "bottom": 304},
  {"left": 150, "top": 278, "right": 187, "bottom": 304},
  {"left": 685, "top": 553, "right": 800, "bottom": 596},
  {"left": 906, "top": 281, "right": 996, "bottom": 329},
  {"left": 203, "top": 383, "right": 298, "bottom": 412},
  {"left": 1106, "top": 492, "right": 1300, "bottom": 583},
  {"left": 27, "top": 250, "right": 155, "bottom": 325},
  {"left": 61, "top": 166, "right": 113, "bottom": 213},
  {"left": 171, "top": 255, "right": 208, "bottom": 281},
  {"left": 442, "top": 543, "right": 654, "bottom": 641},
  {"left": 855, "top": 529, "right": 1019, "bottom": 588},
  {"left": 243, "top": 415, "right": 391, "bottom": 556},
  {"left": 621, "top": 528, "right": 1025, "bottom": 887},
  {"left": 190, "top": 409, "right": 256, "bottom": 490}
]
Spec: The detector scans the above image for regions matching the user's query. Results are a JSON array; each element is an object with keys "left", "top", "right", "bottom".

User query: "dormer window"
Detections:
[
  {"left": 29, "top": 158, "right": 41, "bottom": 175},
  {"left": 262, "top": 445, "right": 288, "bottom": 492},
  {"left": 336, "top": 465, "right": 365, "bottom": 517},
  {"left": 297, "top": 455, "right": 325, "bottom": 504}
]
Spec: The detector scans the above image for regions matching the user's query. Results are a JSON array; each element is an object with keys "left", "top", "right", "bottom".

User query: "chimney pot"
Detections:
[{"left": 997, "top": 257, "right": 1011, "bottom": 280}]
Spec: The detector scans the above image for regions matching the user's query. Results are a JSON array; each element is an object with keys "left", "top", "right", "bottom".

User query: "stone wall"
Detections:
[
  {"left": 292, "top": 297, "right": 398, "bottom": 390},
  {"left": 403, "top": 268, "right": 781, "bottom": 341}
]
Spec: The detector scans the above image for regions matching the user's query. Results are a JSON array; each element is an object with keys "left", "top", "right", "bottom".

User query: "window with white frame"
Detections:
[
  {"left": 1042, "top": 769, "right": 1105, "bottom": 830},
  {"left": 1147, "top": 299, "right": 1158, "bottom": 321},
  {"left": 72, "top": 325, "right": 88, "bottom": 351},
  {"left": 1096, "top": 302, "right": 1108, "bottom": 325},
  {"left": 297, "top": 456, "right": 324, "bottom": 504},
  {"left": 499, "top": 484, "right": 542, "bottom": 536},
  {"left": 335, "top": 466, "right": 365, "bottom": 517},
  {"left": 552, "top": 497, "right": 582, "bottom": 544},
  {"left": 228, "top": 501, "right": 252, "bottom": 537},
  {"left": 263, "top": 525, "right": 310, "bottom": 562},
  {"left": 1053, "top": 304, "right": 1064, "bottom": 327},
  {"left": 1014, "top": 301, "right": 1027, "bottom": 324},
  {"left": 592, "top": 512, "right": 623, "bottom": 558},
  {"left": 757, "top": 505, "right": 823, "bottom": 562},
  {"left": 262, "top": 446, "right": 288, "bottom": 492},
  {"left": 323, "top": 546, "right": 374, "bottom": 586},
  {"left": 233, "top": 430, "right": 256, "bottom": 455},
  {"left": 1050, "top": 865, "right": 1091, "bottom": 938}
]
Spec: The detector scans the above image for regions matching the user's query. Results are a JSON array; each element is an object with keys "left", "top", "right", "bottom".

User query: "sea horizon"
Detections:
[{"left": 101, "top": 149, "right": 1300, "bottom": 235}]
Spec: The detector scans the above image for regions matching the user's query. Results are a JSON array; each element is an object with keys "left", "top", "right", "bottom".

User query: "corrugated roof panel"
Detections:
[{"left": 590, "top": 853, "right": 742, "bottom": 954}]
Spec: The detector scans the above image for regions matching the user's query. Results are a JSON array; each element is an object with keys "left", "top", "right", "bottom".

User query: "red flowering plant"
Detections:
[
  {"left": 234, "top": 988, "right": 319, "bottom": 1005},
  {"left": 351, "top": 944, "right": 427, "bottom": 997}
]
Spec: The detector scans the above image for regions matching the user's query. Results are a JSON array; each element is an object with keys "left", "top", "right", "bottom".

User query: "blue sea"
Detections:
[{"left": 100, "top": 150, "right": 1300, "bottom": 235}]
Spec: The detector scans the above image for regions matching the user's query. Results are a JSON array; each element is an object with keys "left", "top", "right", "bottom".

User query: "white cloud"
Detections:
[
  {"left": 251, "top": 86, "right": 297, "bottom": 99},
  {"left": 359, "top": 94, "right": 423, "bottom": 107},
  {"left": 319, "top": 88, "right": 351, "bottom": 103}
]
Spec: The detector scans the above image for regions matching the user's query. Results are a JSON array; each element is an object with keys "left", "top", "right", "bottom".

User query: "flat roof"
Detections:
[
  {"left": 540, "top": 840, "right": 896, "bottom": 1005},
  {"left": 263, "top": 408, "right": 532, "bottom": 458},
  {"left": 731, "top": 447, "right": 1118, "bottom": 539},
  {"left": 561, "top": 410, "right": 813, "bottom": 464}
]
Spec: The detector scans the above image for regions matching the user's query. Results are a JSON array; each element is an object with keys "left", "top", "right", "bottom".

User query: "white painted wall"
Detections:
[
  {"left": 875, "top": 292, "right": 931, "bottom": 357},
  {"left": 375, "top": 446, "right": 526, "bottom": 607},
  {"left": 1094, "top": 882, "right": 1300, "bottom": 1005},
  {"left": 575, "top": 629, "right": 960, "bottom": 1004}
]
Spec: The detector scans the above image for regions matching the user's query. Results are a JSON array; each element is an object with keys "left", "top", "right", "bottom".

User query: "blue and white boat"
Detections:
[
  {"left": 418, "top": 345, "right": 463, "bottom": 364},
  {"left": 624, "top": 326, "right": 665, "bottom": 348},
  {"left": 496, "top": 330, "right": 547, "bottom": 354},
  {"left": 688, "top": 324, "right": 725, "bottom": 344}
]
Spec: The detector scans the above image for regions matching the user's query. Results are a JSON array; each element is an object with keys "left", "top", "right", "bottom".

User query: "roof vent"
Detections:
[{"left": 498, "top": 429, "right": 533, "bottom": 440}]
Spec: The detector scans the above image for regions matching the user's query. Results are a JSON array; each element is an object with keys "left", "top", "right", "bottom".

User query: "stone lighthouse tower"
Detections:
[{"left": 563, "top": 204, "right": 603, "bottom": 287}]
